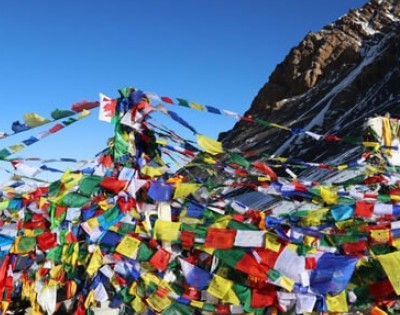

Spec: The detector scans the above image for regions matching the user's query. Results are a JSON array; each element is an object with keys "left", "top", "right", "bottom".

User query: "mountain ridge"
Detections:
[{"left": 220, "top": 0, "right": 400, "bottom": 165}]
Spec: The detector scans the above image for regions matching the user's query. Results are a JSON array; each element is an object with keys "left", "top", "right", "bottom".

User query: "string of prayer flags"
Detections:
[
  {"left": 145, "top": 90, "right": 391, "bottom": 150},
  {"left": 0, "top": 110, "right": 91, "bottom": 160}
]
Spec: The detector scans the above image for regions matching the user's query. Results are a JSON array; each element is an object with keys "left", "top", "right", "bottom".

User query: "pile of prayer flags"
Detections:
[{"left": 1, "top": 87, "right": 400, "bottom": 315}]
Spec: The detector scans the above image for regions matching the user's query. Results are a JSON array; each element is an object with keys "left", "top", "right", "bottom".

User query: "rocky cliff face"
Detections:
[{"left": 220, "top": 0, "right": 400, "bottom": 165}]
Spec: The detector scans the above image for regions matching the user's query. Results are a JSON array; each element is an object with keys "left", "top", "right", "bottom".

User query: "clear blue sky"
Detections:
[{"left": 0, "top": 0, "right": 366, "bottom": 180}]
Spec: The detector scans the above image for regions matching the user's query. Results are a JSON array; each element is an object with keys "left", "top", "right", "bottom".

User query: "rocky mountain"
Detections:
[{"left": 220, "top": 0, "right": 400, "bottom": 166}]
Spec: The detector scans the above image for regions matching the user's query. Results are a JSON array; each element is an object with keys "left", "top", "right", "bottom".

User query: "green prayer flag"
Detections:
[
  {"left": 118, "top": 87, "right": 130, "bottom": 98},
  {"left": 0, "top": 148, "right": 12, "bottom": 159},
  {"left": 46, "top": 246, "right": 62, "bottom": 263},
  {"left": 214, "top": 248, "right": 247, "bottom": 268},
  {"left": 233, "top": 283, "right": 265, "bottom": 314},
  {"left": 17, "top": 236, "right": 36, "bottom": 253},
  {"left": 342, "top": 136, "right": 361, "bottom": 144},
  {"left": 230, "top": 152, "right": 251, "bottom": 168},
  {"left": 228, "top": 220, "right": 259, "bottom": 231},
  {"left": 79, "top": 175, "right": 103, "bottom": 195},
  {"left": 377, "top": 194, "right": 391, "bottom": 203},
  {"left": 49, "top": 203, "right": 66, "bottom": 230},
  {"left": 62, "top": 117, "right": 77, "bottom": 126},
  {"left": 61, "top": 192, "right": 91, "bottom": 208},
  {"left": 267, "top": 269, "right": 281, "bottom": 281},
  {"left": 48, "top": 180, "right": 61, "bottom": 197},
  {"left": 202, "top": 303, "right": 216, "bottom": 312},
  {"left": 255, "top": 118, "right": 272, "bottom": 127},
  {"left": 137, "top": 243, "right": 155, "bottom": 262},
  {"left": 51, "top": 109, "right": 75, "bottom": 120},
  {"left": 101, "top": 206, "right": 121, "bottom": 226},
  {"left": 162, "top": 303, "right": 193, "bottom": 315},
  {"left": 176, "top": 98, "right": 190, "bottom": 107},
  {"left": 113, "top": 122, "right": 129, "bottom": 161}
]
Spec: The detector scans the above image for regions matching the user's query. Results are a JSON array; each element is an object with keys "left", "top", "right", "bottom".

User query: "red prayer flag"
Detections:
[
  {"left": 305, "top": 256, "right": 317, "bottom": 269},
  {"left": 369, "top": 279, "right": 394, "bottom": 299},
  {"left": 252, "top": 161, "right": 277, "bottom": 180},
  {"left": 355, "top": 201, "right": 374, "bottom": 218},
  {"left": 251, "top": 284, "right": 277, "bottom": 308},
  {"left": 204, "top": 228, "right": 236, "bottom": 249},
  {"left": 235, "top": 253, "right": 268, "bottom": 279},
  {"left": 49, "top": 123, "right": 64, "bottom": 133},
  {"left": 161, "top": 96, "right": 175, "bottom": 104},
  {"left": 254, "top": 248, "right": 281, "bottom": 269},
  {"left": 100, "top": 177, "right": 127, "bottom": 194},
  {"left": 180, "top": 231, "right": 195, "bottom": 249},
  {"left": 37, "top": 232, "right": 57, "bottom": 251},
  {"left": 71, "top": 100, "right": 99, "bottom": 112},
  {"left": 343, "top": 240, "right": 367, "bottom": 256},
  {"left": 149, "top": 248, "right": 171, "bottom": 271}
]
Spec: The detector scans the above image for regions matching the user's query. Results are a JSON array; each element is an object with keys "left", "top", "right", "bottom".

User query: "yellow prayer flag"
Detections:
[
  {"left": 337, "top": 164, "right": 348, "bottom": 171},
  {"left": 335, "top": 219, "right": 354, "bottom": 230},
  {"left": 115, "top": 235, "right": 141, "bottom": 258},
  {"left": 132, "top": 297, "right": 146, "bottom": 314},
  {"left": 190, "top": 101, "right": 205, "bottom": 111},
  {"left": 87, "top": 246, "right": 103, "bottom": 277},
  {"left": 78, "top": 109, "right": 91, "bottom": 119},
  {"left": 279, "top": 276, "right": 294, "bottom": 292},
  {"left": 303, "top": 235, "right": 316, "bottom": 246},
  {"left": 141, "top": 273, "right": 160, "bottom": 286},
  {"left": 265, "top": 232, "right": 281, "bottom": 252},
  {"left": 98, "top": 199, "right": 114, "bottom": 211},
  {"left": 154, "top": 220, "right": 181, "bottom": 242},
  {"left": 377, "top": 251, "right": 400, "bottom": 295},
  {"left": 141, "top": 165, "right": 166, "bottom": 178},
  {"left": 156, "top": 139, "right": 168, "bottom": 146},
  {"left": 23, "top": 113, "right": 50, "bottom": 127},
  {"left": 69, "top": 281, "right": 77, "bottom": 297},
  {"left": 222, "top": 288, "right": 241, "bottom": 305},
  {"left": 61, "top": 171, "right": 82, "bottom": 190},
  {"left": 210, "top": 215, "right": 231, "bottom": 229},
  {"left": 302, "top": 208, "right": 329, "bottom": 226},
  {"left": 392, "top": 238, "right": 400, "bottom": 249},
  {"left": 0, "top": 302, "right": 9, "bottom": 314},
  {"left": 86, "top": 217, "right": 100, "bottom": 229},
  {"left": 271, "top": 123, "right": 290, "bottom": 131},
  {"left": 0, "top": 200, "right": 9, "bottom": 211},
  {"left": 9, "top": 144, "right": 25, "bottom": 153},
  {"left": 320, "top": 187, "right": 338, "bottom": 205},
  {"left": 190, "top": 300, "right": 204, "bottom": 309},
  {"left": 207, "top": 274, "right": 233, "bottom": 299},
  {"left": 201, "top": 156, "right": 218, "bottom": 165},
  {"left": 129, "top": 282, "right": 138, "bottom": 296},
  {"left": 146, "top": 292, "right": 171, "bottom": 312},
  {"left": 84, "top": 289, "right": 96, "bottom": 309},
  {"left": 362, "top": 142, "right": 380, "bottom": 151},
  {"left": 197, "top": 134, "right": 224, "bottom": 155},
  {"left": 49, "top": 265, "right": 64, "bottom": 280},
  {"left": 326, "top": 290, "right": 348, "bottom": 313},
  {"left": 382, "top": 116, "right": 392, "bottom": 156},
  {"left": 173, "top": 183, "right": 201, "bottom": 199},
  {"left": 370, "top": 229, "right": 390, "bottom": 243},
  {"left": 135, "top": 223, "right": 149, "bottom": 236}
]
